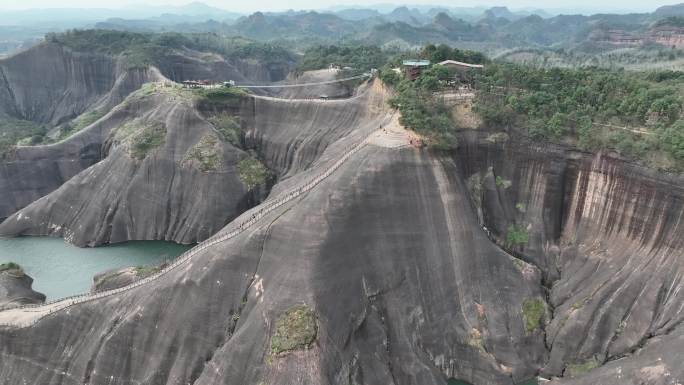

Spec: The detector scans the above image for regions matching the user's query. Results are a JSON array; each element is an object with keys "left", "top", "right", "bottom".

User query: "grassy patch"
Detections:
[
  {"left": 522, "top": 298, "right": 545, "bottom": 333},
  {"left": 0, "top": 118, "right": 47, "bottom": 155},
  {"left": 183, "top": 134, "right": 222, "bottom": 172},
  {"left": 565, "top": 357, "right": 601, "bottom": 377},
  {"left": 126, "top": 82, "right": 198, "bottom": 105},
  {"left": 271, "top": 305, "right": 317, "bottom": 355},
  {"left": 0, "top": 262, "right": 25, "bottom": 276},
  {"left": 467, "top": 328, "right": 485, "bottom": 352},
  {"left": 129, "top": 124, "right": 166, "bottom": 160},
  {"left": 208, "top": 113, "right": 242, "bottom": 146},
  {"left": 506, "top": 224, "right": 529, "bottom": 247},
  {"left": 238, "top": 155, "right": 271, "bottom": 190},
  {"left": 59, "top": 109, "right": 105, "bottom": 140},
  {"left": 495, "top": 175, "right": 512, "bottom": 189},
  {"left": 134, "top": 265, "right": 162, "bottom": 278},
  {"left": 113, "top": 119, "right": 166, "bottom": 160},
  {"left": 193, "top": 87, "right": 246, "bottom": 101}
]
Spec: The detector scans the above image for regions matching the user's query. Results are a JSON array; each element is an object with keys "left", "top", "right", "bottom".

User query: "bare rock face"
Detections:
[
  {"left": 0, "top": 80, "right": 682, "bottom": 384},
  {"left": 0, "top": 144, "right": 547, "bottom": 385},
  {"left": 0, "top": 80, "right": 390, "bottom": 247},
  {"left": 0, "top": 264, "right": 45, "bottom": 309},
  {"left": 0, "top": 43, "right": 295, "bottom": 222},
  {"left": 456, "top": 130, "right": 684, "bottom": 382},
  {"left": 90, "top": 267, "right": 140, "bottom": 293},
  {"left": 0, "top": 45, "right": 164, "bottom": 221},
  {"left": 0, "top": 86, "right": 254, "bottom": 246},
  {"left": 91, "top": 262, "right": 168, "bottom": 293}
]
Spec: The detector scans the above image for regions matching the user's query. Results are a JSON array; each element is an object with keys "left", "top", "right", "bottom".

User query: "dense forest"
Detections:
[
  {"left": 46, "top": 30, "right": 294, "bottom": 69},
  {"left": 6, "top": 32, "right": 684, "bottom": 170},
  {"left": 379, "top": 44, "right": 488, "bottom": 149},
  {"left": 474, "top": 64, "right": 684, "bottom": 169}
]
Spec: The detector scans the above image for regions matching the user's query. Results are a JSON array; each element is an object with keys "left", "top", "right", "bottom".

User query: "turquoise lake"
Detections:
[{"left": 0, "top": 237, "right": 191, "bottom": 300}]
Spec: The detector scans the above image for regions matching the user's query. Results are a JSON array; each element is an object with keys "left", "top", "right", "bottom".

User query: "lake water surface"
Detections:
[{"left": 0, "top": 237, "right": 191, "bottom": 300}]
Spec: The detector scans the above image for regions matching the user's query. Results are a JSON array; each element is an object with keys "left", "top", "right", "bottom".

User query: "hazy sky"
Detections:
[{"left": 0, "top": 0, "right": 679, "bottom": 13}]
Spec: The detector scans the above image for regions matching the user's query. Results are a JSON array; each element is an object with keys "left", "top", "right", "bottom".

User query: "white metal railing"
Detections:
[{"left": 0, "top": 131, "right": 376, "bottom": 328}]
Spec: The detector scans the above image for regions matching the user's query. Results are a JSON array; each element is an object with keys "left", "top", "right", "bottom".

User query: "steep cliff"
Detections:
[
  {"left": 0, "top": 80, "right": 390, "bottom": 246},
  {"left": 0, "top": 134, "right": 547, "bottom": 385},
  {"left": 455, "top": 130, "right": 684, "bottom": 381},
  {"left": 0, "top": 80, "right": 682, "bottom": 384},
  {"left": 0, "top": 43, "right": 147, "bottom": 126},
  {"left": 0, "top": 85, "right": 252, "bottom": 246},
  {"left": 0, "top": 42, "right": 294, "bottom": 221},
  {"left": 0, "top": 264, "right": 45, "bottom": 309}
]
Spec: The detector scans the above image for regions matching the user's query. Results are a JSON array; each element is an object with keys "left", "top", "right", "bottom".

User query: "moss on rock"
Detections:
[
  {"left": 565, "top": 357, "right": 601, "bottom": 377},
  {"left": 0, "top": 262, "right": 24, "bottom": 277},
  {"left": 238, "top": 155, "right": 271, "bottom": 189},
  {"left": 271, "top": 305, "right": 317, "bottom": 355},
  {"left": 134, "top": 264, "right": 164, "bottom": 278},
  {"left": 208, "top": 113, "right": 242, "bottom": 146},
  {"left": 59, "top": 109, "right": 105, "bottom": 140},
  {"left": 506, "top": 224, "right": 529, "bottom": 248},
  {"left": 467, "top": 328, "right": 485, "bottom": 352},
  {"left": 112, "top": 119, "right": 166, "bottom": 160},
  {"left": 183, "top": 134, "right": 222, "bottom": 172},
  {"left": 522, "top": 298, "right": 545, "bottom": 333}
]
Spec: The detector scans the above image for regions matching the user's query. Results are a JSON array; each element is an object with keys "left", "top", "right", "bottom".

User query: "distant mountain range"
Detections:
[{"left": 4, "top": 2, "right": 684, "bottom": 58}]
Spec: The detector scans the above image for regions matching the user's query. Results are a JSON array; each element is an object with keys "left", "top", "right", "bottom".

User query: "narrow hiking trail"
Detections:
[{"left": 0, "top": 109, "right": 413, "bottom": 328}]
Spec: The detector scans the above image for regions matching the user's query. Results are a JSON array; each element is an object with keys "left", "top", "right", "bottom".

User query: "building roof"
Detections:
[
  {"left": 402, "top": 60, "right": 431, "bottom": 67},
  {"left": 437, "top": 60, "right": 484, "bottom": 69}
]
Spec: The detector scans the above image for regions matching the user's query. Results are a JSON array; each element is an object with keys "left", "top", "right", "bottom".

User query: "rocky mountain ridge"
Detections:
[{"left": 0, "top": 76, "right": 682, "bottom": 384}]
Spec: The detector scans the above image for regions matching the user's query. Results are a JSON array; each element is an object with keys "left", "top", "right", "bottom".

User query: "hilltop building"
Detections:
[
  {"left": 437, "top": 60, "right": 484, "bottom": 85},
  {"left": 402, "top": 60, "right": 430, "bottom": 80}
]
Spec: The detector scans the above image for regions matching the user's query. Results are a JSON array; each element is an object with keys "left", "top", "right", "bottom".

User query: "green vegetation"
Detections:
[
  {"left": 193, "top": 87, "right": 247, "bottom": 101},
  {"left": 0, "top": 118, "right": 47, "bottom": 155},
  {"left": 238, "top": 155, "right": 271, "bottom": 189},
  {"left": 59, "top": 109, "right": 105, "bottom": 140},
  {"left": 208, "top": 114, "right": 242, "bottom": 146},
  {"left": 0, "top": 262, "right": 25, "bottom": 276},
  {"left": 134, "top": 264, "right": 163, "bottom": 278},
  {"left": 475, "top": 63, "right": 684, "bottom": 170},
  {"left": 388, "top": 71, "right": 457, "bottom": 149},
  {"left": 565, "top": 357, "right": 601, "bottom": 377},
  {"left": 183, "top": 135, "right": 222, "bottom": 172},
  {"left": 515, "top": 202, "right": 526, "bottom": 212},
  {"left": 129, "top": 124, "right": 165, "bottom": 159},
  {"left": 495, "top": 175, "right": 512, "bottom": 189},
  {"left": 113, "top": 119, "right": 166, "bottom": 160},
  {"left": 506, "top": 224, "right": 529, "bottom": 247},
  {"left": 467, "top": 328, "right": 485, "bottom": 352},
  {"left": 419, "top": 44, "right": 487, "bottom": 66},
  {"left": 522, "top": 298, "right": 545, "bottom": 333},
  {"left": 378, "top": 44, "right": 490, "bottom": 149},
  {"left": 271, "top": 305, "right": 317, "bottom": 354},
  {"left": 298, "top": 45, "right": 389, "bottom": 72},
  {"left": 46, "top": 30, "right": 294, "bottom": 70}
]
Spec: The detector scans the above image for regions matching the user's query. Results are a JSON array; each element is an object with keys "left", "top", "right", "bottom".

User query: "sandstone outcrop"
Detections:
[
  {"left": 0, "top": 79, "right": 389, "bottom": 246},
  {"left": 0, "top": 73, "right": 682, "bottom": 384},
  {"left": 91, "top": 262, "right": 169, "bottom": 293},
  {"left": 0, "top": 42, "right": 294, "bottom": 222},
  {"left": 0, "top": 263, "right": 45, "bottom": 309}
]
